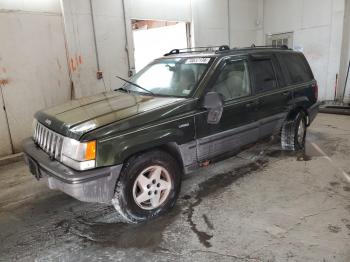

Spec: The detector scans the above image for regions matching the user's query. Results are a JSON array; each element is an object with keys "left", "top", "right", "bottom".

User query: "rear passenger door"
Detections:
[{"left": 249, "top": 54, "right": 292, "bottom": 138}]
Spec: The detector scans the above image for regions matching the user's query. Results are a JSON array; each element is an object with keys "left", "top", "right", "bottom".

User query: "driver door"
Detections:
[{"left": 195, "top": 58, "right": 259, "bottom": 161}]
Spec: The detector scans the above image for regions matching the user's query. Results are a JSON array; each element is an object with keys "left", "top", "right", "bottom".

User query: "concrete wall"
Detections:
[
  {"left": 338, "top": 0, "right": 350, "bottom": 103},
  {"left": 229, "top": 0, "right": 264, "bottom": 47},
  {"left": 263, "top": 0, "right": 345, "bottom": 101},
  {"left": 0, "top": 0, "right": 71, "bottom": 153},
  {"left": 191, "top": 0, "right": 230, "bottom": 46},
  {"left": 130, "top": 0, "right": 191, "bottom": 22},
  {"left": 60, "top": 0, "right": 129, "bottom": 98}
]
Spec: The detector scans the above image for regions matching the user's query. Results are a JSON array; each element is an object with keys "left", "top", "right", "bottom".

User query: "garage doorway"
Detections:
[{"left": 132, "top": 20, "right": 190, "bottom": 72}]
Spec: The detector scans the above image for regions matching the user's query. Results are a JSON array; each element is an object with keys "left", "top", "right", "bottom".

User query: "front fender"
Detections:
[{"left": 96, "top": 118, "right": 195, "bottom": 167}]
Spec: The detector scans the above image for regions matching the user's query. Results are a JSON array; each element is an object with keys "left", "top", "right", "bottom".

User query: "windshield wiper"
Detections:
[
  {"left": 115, "top": 75, "right": 154, "bottom": 96},
  {"left": 116, "top": 87, "right": 130, "bottom": 93}
]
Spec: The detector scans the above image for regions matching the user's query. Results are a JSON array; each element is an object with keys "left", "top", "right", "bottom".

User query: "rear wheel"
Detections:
[
  {"left": 281, "top": 111, "right": 307, "bottom": 151},
  {"left": 112, "top": 150, "right": 181, "bottom": 223}
]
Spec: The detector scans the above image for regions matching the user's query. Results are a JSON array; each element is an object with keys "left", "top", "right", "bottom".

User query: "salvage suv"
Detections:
[{"left": 23, "top": 45, "right": 319, "bottom": 223}]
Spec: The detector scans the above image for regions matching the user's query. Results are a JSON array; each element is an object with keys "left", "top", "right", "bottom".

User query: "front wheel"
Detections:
[
  {"left": 281, "top": 111, "right": 307, "bottom": 151},
  {"left": 112, "top": 150, "right": 181, "bottom": 223}
]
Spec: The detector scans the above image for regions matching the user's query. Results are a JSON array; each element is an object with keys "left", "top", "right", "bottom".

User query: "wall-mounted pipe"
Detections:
[
  {"left": 89, "top": 0, "right": 104, "bottom": 82},
  {"left": 0, "top": 84, "right": 14, "bottom": 154},
  {"left": 121, "top": 0, "right": 133, "bottom": 77}
]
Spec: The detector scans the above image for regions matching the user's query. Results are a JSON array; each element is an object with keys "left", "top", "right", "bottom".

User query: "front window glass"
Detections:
[
  {"left": 213, "top": 60, "right": 251, "bottom": 101},
  {"left": 122, "top": 57, "right": 212, "bottom": 97}
]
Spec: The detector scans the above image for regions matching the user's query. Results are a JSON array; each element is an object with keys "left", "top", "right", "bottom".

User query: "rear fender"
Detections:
[{"left": 285, "top": 96, "right": 312, "bottom": 123}]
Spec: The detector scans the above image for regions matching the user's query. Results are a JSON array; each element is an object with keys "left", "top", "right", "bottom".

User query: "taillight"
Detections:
[{"left": 312, "top": 82, "right": 318, "bottom": 102}]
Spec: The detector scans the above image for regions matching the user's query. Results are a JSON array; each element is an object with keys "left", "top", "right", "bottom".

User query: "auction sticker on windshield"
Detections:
[{"left": 185, "top": 58, "right": 211, "bottom": 64}]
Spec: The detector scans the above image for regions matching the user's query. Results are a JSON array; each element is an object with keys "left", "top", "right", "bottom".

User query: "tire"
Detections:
[
  {"left": 112, "top": 150, "right": 181, "bottom": 224},
  {"left": 281, "top": 111, "right": 307, "bottom": 151}
]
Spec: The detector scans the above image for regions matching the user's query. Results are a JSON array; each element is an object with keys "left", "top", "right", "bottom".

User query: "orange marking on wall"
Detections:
[
  {"left": 70, "top": 58, "right": 76, "bottom": 72},
  {"left": 0, "top": 78, "right": 9, "bottom": 85}
]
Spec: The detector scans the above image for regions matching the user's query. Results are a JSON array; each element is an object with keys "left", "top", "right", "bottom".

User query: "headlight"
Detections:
[{"left": 61, "top": 137, "right": 96, "bottom": 171}]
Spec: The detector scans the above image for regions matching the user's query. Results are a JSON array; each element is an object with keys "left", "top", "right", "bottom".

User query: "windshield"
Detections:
[{"left": 121, "top": 57, "right": 212, "bottom": 97}]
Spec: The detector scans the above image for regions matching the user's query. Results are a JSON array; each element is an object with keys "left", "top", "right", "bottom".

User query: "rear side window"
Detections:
[
  {"left": 279, "top": 53, "right": 313, "bottom": 85},
  {"left": 251, "top": 59, "right": 278, "bottom": 93}
]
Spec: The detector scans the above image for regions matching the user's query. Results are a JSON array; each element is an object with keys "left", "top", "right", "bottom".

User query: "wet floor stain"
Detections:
[
  {"left": 185, "top": 198, "right": 213, "bottom": 248},
  {"left": 50, "top": 159, "right": 270, "bottom": 250},
  {"left": 183, "top": 158, "right": 269, "bottom": 248},
  {"left": 55, "top": 208, "right": 181, "bottom": 249},
  {"left": 265, "top": 150, "right": 312, "bottom": 162},
  {"left": 296, "top": 153, "right": 312, "bottom": 161},
  {"left": 343, "top": 186, "right": 350, "bottom": 192},
  {"left": 330, "top": 182, "right": 340, "bottom": 187},
  {"left": 328, "top": 225, "right": 342, "bottom": 233},
  {"left": 202, "top": 214, "right": 214, "bottom": 230}
]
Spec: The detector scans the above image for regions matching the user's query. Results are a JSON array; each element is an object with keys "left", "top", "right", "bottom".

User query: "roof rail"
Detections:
[
  {"left": 247, "top": 44, "right": 290, "bottom": 50},
  {"left": 164, "top": 45, "right": 230, "bottom": 56}
]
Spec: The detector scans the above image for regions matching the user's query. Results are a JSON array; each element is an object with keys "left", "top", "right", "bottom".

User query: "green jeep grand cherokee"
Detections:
[{"left": 23, "top": 45, "right": 319, "bottom": 223}]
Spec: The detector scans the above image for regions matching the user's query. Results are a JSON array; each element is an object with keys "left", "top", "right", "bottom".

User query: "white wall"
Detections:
[
  {"left": 129, "top": 0, "right": 191, "bottom": 22},
  {"left": 0, "top": 0, "right": 71, "bottom": 153},
  {"left": 263, "top": 0, "right": 345, "bottom": 101},
  {"left": 338, "top": 0, "right": 350, "bottom": 103},
  {"left": 191, "top": 0, "right": 230, "bottom": 46},
  {"left": 229, "top": 0, "right": 263, "bottom": 47},
  {"left": 0, "top": 0, "right": 61, "bottom": 13},
  {"left": 60, "top": 0, "right": 129, "bottom": 98}
]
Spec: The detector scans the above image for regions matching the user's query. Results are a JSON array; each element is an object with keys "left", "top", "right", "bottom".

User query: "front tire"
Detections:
[
  {"left": 281, "top": 111, "right": 307, "bottom": 151},
  {"left": 112, "top": 150, "right": 181, "bottom": 223}
]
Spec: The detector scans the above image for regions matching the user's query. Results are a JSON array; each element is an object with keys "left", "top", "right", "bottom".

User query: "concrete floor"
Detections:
[{"left": 0, "top": 113, "right": 350, "bottom": 262}]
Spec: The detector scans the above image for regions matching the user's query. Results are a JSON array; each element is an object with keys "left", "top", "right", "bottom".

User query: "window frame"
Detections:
[
  {"left": 248, "top": 54, "right": 280, "bottom": 94},
  {"left": 209, "top": 57, "right": 252, "bottom": 103},
  {"left": 276, "top": 52, "right": 314, "bottom": 86}
]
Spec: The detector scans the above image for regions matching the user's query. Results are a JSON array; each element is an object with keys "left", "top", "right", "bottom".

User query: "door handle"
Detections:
[{"left": 282, "top": 91, "right": 290, "bottom": 96}]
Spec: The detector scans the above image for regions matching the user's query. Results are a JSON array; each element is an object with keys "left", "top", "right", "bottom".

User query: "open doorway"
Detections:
[{"left": 132, "top": 20, "right": 190, "bottom": 72}]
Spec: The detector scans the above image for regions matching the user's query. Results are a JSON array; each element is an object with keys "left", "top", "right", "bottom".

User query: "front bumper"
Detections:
[
  {"left": 307, "top": 102, "right": 320, "bottom": 126},
  {"left": 22, "top": 138, "right": 122, "bottom": 203}
]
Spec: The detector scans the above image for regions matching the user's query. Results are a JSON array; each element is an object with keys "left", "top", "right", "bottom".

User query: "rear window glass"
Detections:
[
  {"left": 251, "top": 59, "right": 278, "bottom": 93},
  {"left": 279, "top": 53, "right": 313, "bottom": 84}
]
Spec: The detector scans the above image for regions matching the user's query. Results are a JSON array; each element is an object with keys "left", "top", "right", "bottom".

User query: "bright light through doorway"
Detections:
[{"left": 132, "top": 20, "right": 189, "bottom": 72}]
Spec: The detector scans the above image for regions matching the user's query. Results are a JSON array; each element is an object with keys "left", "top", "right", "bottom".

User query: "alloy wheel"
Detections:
[{"left": 132, "top": 165, "right": 172, "bottom": 210}]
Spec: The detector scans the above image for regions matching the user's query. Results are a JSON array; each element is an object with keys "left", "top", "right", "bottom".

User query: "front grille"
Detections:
[{"left": 33, "top": 122, "right": 64, "bottom": 159}]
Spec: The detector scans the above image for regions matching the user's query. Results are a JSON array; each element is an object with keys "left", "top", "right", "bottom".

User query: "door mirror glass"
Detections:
[{"left": 203, "top": 92, "right": 224, "bottom": 124}]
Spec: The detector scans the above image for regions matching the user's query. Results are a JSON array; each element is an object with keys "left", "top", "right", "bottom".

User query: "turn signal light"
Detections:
[{"left": 85, "top": 140, "right": 96, "bottom": 160}]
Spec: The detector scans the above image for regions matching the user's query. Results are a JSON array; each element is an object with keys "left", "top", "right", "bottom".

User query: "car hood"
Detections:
[{"left": 35, "top": 91, "right": 186, "bottom": 139}]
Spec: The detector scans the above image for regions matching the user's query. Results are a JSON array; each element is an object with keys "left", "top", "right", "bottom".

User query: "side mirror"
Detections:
[{"left": 203, "top": 92, "right": 224, "bottom": 124}]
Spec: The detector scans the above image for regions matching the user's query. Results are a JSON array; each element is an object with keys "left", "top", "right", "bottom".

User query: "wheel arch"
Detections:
[
  {"left": 121, "top": 142, "right": 185, "bottom": 173},
  {"left": 286, "top": 106, "right": 309, "bottom": 126}
]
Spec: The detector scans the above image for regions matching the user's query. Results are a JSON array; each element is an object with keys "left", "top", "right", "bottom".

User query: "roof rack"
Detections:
[
  {"left": 244, "top": 44, "right": 290, "bottom": 50},
  {"left": 164, "top": 45, "right": 230, "bottom": 56}
]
